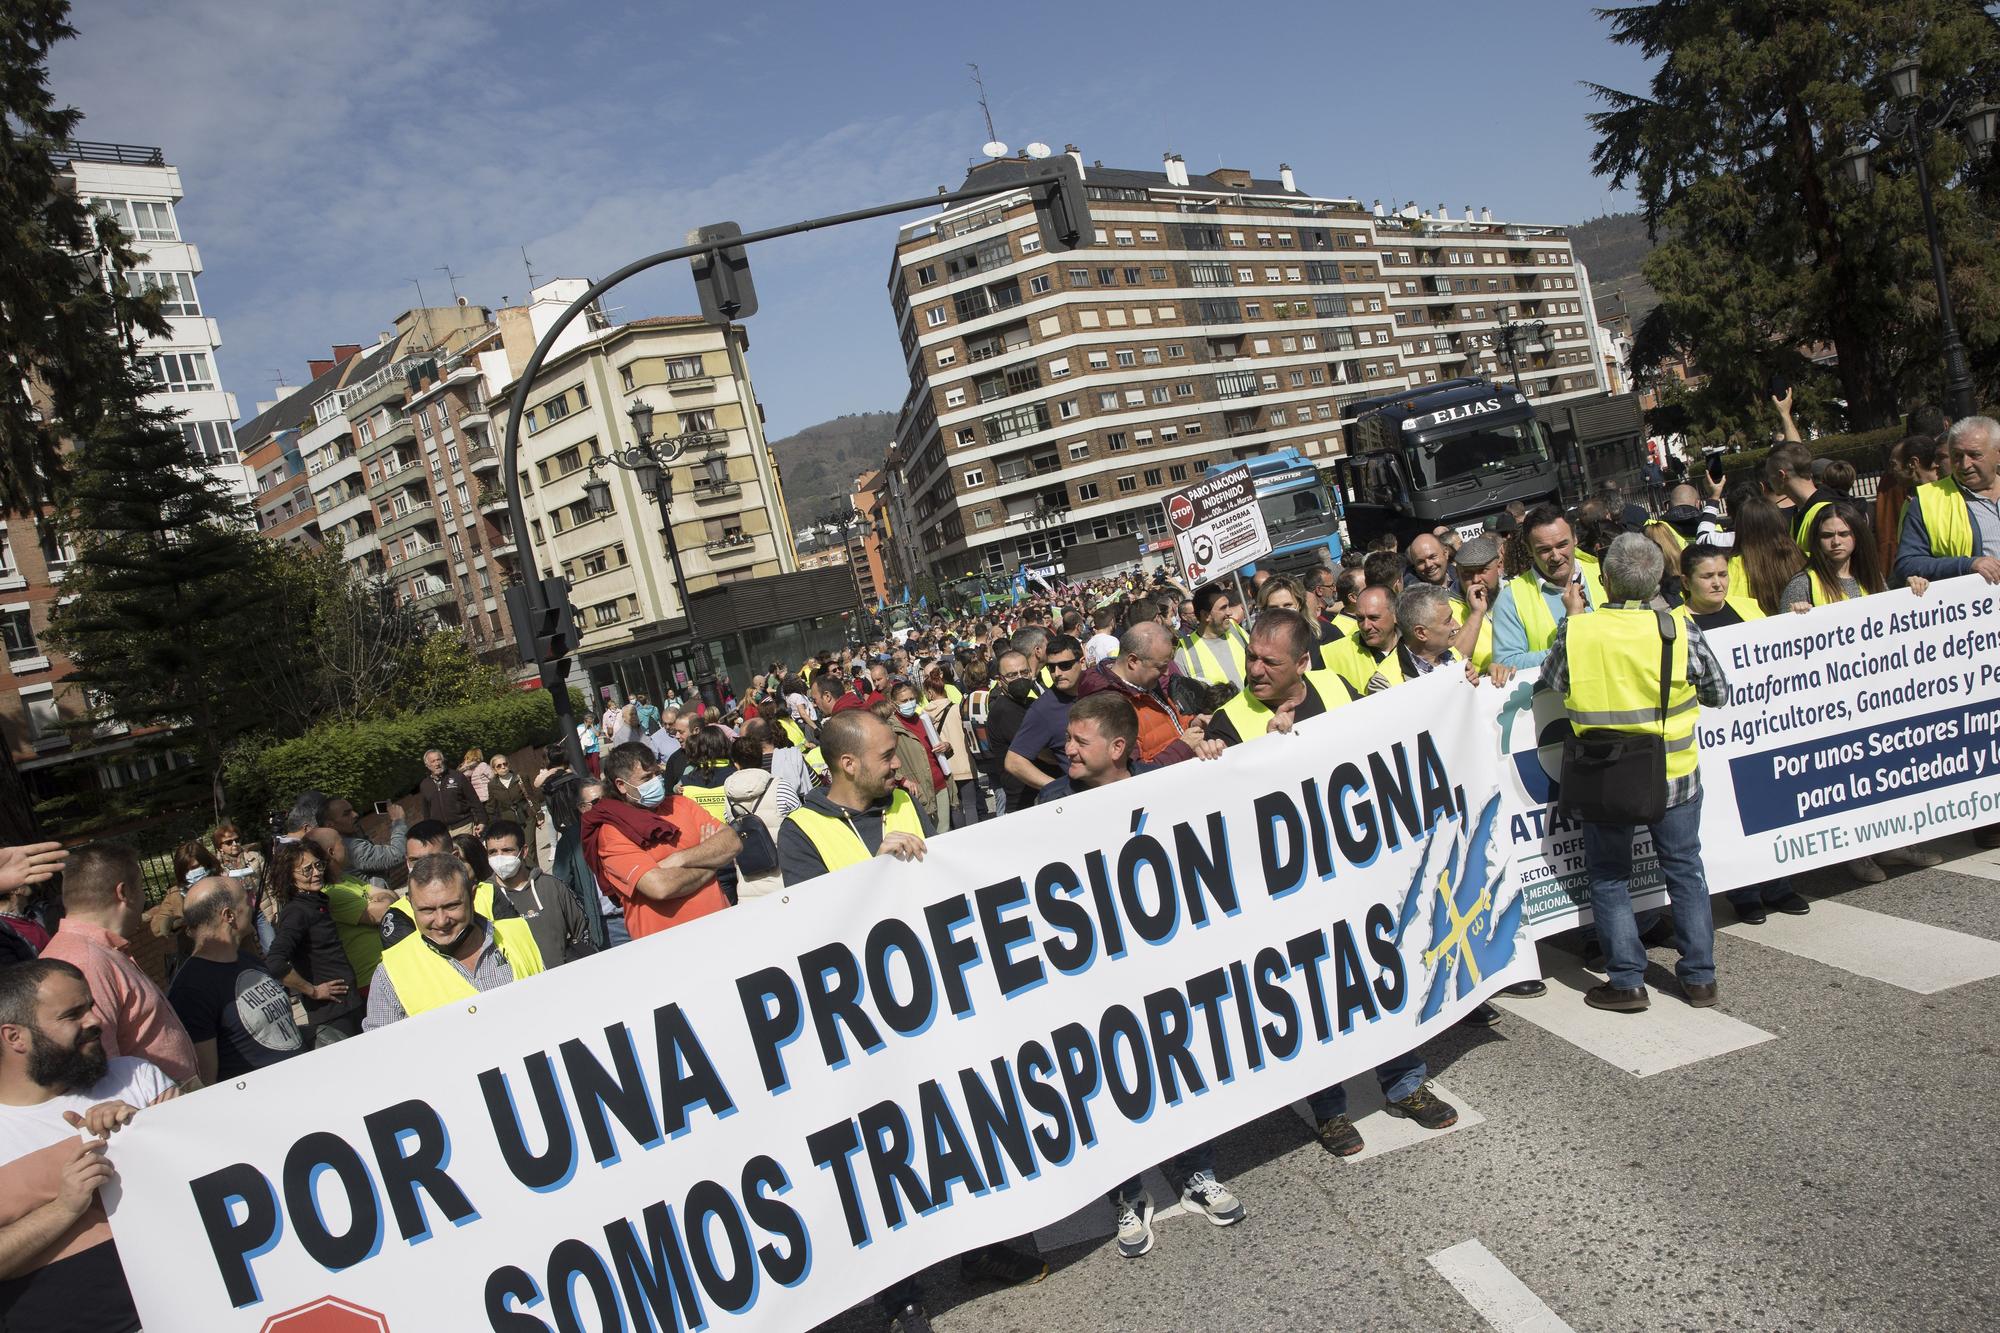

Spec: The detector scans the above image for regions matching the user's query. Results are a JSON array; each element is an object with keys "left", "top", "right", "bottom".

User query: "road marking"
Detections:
[
  {"left": 1428, "top": 1239, "right": 1577, "bottom": 1333},
  {"left": 1287, "top": 1076, "right": 1484, "bottom": 1162},
  {"left": 1721, "top": 898, "right": 2000, "bottom": 993},
  {"left": 1936, "top": 843, "right": 2000, "bottom": 883},
  {"left": 1493, "top": 950, "right": 1774, "bottom": 1077}
]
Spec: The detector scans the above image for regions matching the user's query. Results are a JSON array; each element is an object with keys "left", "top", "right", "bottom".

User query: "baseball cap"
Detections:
[{"left": 1618, "top": 503, "right": 1650, "bottom": 532}]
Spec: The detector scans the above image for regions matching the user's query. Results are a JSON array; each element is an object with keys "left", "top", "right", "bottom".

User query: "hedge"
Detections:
[
  {"left": 1715, "top": 424, "right": 1907, "bottom": 483},
  {"left": 226, "top": 690, "right": 560, "bottom": 830}
]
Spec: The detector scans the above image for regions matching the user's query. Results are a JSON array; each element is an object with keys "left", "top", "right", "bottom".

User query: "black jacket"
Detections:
[
  {"left": 777, "top": 786, "right": 936, "bottom": 886},
  {"left": 420, "top": 769, "right": 487, "bottom": 826}
]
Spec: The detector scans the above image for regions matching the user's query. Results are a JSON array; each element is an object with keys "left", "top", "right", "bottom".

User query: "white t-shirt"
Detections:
[
  {"left": 0, "top": 1056, "right": 173, "bottom": 1163},
  {"left": 1085, "top": 632, "right": 1121, "bottom": 667}
]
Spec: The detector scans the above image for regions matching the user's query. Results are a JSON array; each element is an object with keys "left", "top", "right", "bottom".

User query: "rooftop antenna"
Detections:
[
  {"left": 522, "top": 246, "right": 540, "bottom": 292},
  {"left": 269, "top": 368, "right": 288, "bottom": 390},
  {"left": 969, "top": 63, "right": 1008, "bottom": 158},
  {"left": 435, "top": 264, "right": 463, "bottom": 303}
]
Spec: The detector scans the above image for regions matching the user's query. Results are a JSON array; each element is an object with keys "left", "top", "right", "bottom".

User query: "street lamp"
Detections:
[
  {"left": 1494, "top": 315, "right": 1548, "bottom": 396},
  {"left": 580, "top": 399, "right": 723, "bottom": 706},
  {"left": 1840, "top": 56, "right": 1998, "bottom": 420}
]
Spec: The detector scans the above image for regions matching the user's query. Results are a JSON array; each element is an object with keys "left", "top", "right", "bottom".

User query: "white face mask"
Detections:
[{"left": 488, "top": 854, "right": 524, "bottom": 880}]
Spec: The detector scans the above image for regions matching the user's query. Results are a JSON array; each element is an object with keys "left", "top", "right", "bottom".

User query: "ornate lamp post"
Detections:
[{"left": 1839, "top": 57, "right": 1997, "bottom": 420}]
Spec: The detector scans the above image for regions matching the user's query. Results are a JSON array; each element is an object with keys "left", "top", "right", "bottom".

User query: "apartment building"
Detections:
[
  {"left": 57, "top": 142, "right": 251, "bottom": 507},
  {"left": 846, "top": 470, "right": 894, "bottom": 604},
  {"left": 481, "top": 281, "right": 797, "bottom": 687},
  {"left": 887, "top": 149, "right": 1606, "bottom": 576}
]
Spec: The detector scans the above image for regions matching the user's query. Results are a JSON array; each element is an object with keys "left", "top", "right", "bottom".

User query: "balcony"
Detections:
[
  {"left": 475, "top": 485, "right": 509, "bottom": 516},
  {"left": 466, "top": 442, "right": 499, "bottom": 475},
  {"left": 689, "top": 475, "right": 743, "bottom": 503},
  {"left": 457, "top": 404, "right": 491, "bottom": 430},
  {"left": 389, "top": 541, "right": 449, "bottom": 572},
  {"left": 356, "top": 413, "right": 414, "bottom": 461},
  {"left": 405, "top": 583, "right": 456, "bottom": 615},
  {"left": 703, "top": 531, "right": 758, "bottom": 560},
  {"left": 376, "top": 501, "right": 438, "bottom": 545},
  {"left": 664, "top": 373, "right": 715, "bottom": 394}
]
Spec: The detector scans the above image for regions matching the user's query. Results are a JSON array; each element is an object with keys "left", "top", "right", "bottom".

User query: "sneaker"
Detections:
[
  {"left": 1849, "top": 856, "right": 1887, "bottom": 884},
  {"left": 886, "top": 1302, "right": 933, "bottom": 1333},
  {"left": 958, "top": 1243, "right": 1047, "bottom": 1287},
  {"left": 1315, "top": 1113, "right": 1365, "bottom": 1157},
  {"left": 1179, "top": 1169, "right": 1246, "bottom": 1226},
  {"left": 1879, "top": 845, "right": 1943, "bottom": 868},
  {"left": 1113, "top": 1194, "right": 1155, "bottom": 1258},
  {"left": 1384, "top": 1083, "right": 1459, "bottom": 1130}
]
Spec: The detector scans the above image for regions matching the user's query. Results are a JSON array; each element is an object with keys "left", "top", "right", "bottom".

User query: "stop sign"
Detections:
[
  {"left": 1167, "top": 494, "right": 1195, "bottom": 531},
  {"left": 260, "top": 1296, "right": 390, "bottom": 1333}
]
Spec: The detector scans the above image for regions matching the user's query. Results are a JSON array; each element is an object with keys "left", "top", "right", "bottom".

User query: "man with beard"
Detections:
[{"left": 0, "top": 959, "right": 178, "bottom": 1331}]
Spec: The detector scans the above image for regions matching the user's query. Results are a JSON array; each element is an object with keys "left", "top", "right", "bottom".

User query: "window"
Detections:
[
  {"left": 1019, "top": 232, "right": 1041, "bottom": 254},
  {"left": 936, "top": 348, "right": 958, "bottom": 368},
  {"left": 703, "top": 516, "right": 744, "bottom": 543},
  {"left": 1029, "top": 273, "right": 1051, "bottom": 295},
  {"left": 962, "top": 468, "right": 984, "bottom": 487},
  {"left": 141, "top": 352, "right": 214, "bottom": 392},
  {"left": 21, "top": 689, "right": 60, "bottom": 741},
  {"left": 1169, "top": 464, "right": 1188, "bottom": 482},
  {"left": 1114, "top": 230, "right": 1134, "bottom": 246},
  {"left": 592, "top": 601, "right": 623, "bottom": 627},
  {"left": 548, "top": 446, "right": 583, "bottom": 479},
  {"left": 664, "top": 355, "right": 705, "bottom": 382},
  {"left": 2, "top": 609, "right": 38, "bottom": 665},
  {"left": 1270, "top": 409, "right": 1288, "bottom": 426},
  {"left": 1148, "top": 266, "right": 1168, "bottom": 281},
  {"left": 1096, "top": 268, "right": 1115, "bottom": 285},
  {"left": 944, "top": 388, "right": 966, "bottom": 408},
  {"left": 1106, "top": 432, "right": 1127, "bottom": 452},
  {"left": 566, "top": 498, "right": 596, "bottom": 527},
  {"left": 1150, "top": 386, "right": 1171, "bottom": 404},
  {"left": 915, "top": 264, "right": 938, "bottom": 286},
  {"left": 1048, "top": 356, "right": 1071, "bottom": 379},
  {"left": 1115, "top": 349, "right": 1136, "bottom": 367},
  {"left": 679, "top": 409, "right": 716, "bottom": 433},
  {"left": 619, "top": 365, "right": 636, "bottom": 392},
  {"left": 925, "top": 305, "right": 949, "bottom": 328},
  {"left": 1160, "top": 425, "right": 1179, "bottom": 443},
  {"left": 1185, "top": 421, "right": 1203, "bottom": 436},
  {"left": 1068, "top": 267, "right": 1091, "bottom": 286},
  {"left": 124, "top": 270, "right": 200, "bottom": 316},
  {"left": 455, "top": 482, "right": 470, "bottom": 506},
  {"left": 97, "top": 197, "right": 177, "bottom": 240},
  {"left": 1098, "top": 392, "right": 1120, "bottom": 411},
  {"left": 1244, "top": 303, "right": 1261, "bottom": 319},
  {"left": 1087, "top": 351, "right": 1110, "bottom": 370},
  {"left": 1124, "top": 267, "right": 1142, "bottom": 284},
  {"left": 1076, "top": 482, "right": 1101, "bottom": 501},
  {"left": 1117, "top": 475, "right": 1137, "bottom": 494},
  {"left": 955, "top": 427, "right": 978, "bottom": 447},
  {"left": 1067, "top": 441, "right": 1090, "bottom": 461},
  {"left": 1167, "top": 343, "right": 1185, "bottom": 358},
  {"left": 180, "top": 420, "right": 238, "bottom": 463},
  {"left": 1143, "top": 468, "right": 1162, "bottom": 486},
  {"left": 1057, "top": 400, "right": 1080, "bottom": 420}
]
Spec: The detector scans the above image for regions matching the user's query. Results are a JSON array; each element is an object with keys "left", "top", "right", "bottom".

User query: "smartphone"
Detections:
[
  {"left": 1706, "top": 452, "right": 1725, "bottom": 484},
  {"left": 373, "top": 800, "right": 389, "bottom": 815},
  {"left": 1766, "top": 370, "right": 1790, "bottom": 400}
]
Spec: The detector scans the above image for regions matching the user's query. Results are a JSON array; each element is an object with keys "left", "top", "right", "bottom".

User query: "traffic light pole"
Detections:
[{"left": 500, "top": 163, "right": 1085, "bottom": 774}]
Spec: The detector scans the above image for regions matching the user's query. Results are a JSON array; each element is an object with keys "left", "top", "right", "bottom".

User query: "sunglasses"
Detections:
[{"left": 1046, "top": 658, "right": 1080, "bottom": 670}]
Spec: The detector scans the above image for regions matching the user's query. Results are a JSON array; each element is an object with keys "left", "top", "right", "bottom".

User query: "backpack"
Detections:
[{"left": 724, "top": 787, "right": 781, "bottom": 878}]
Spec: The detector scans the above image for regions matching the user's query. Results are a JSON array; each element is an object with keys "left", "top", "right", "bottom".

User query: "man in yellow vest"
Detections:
[
  {"left": 776, "top": 710, "right": 932, "bottom": 884},
  {"left": 774, "top": 709, "right": 1051, "bottom": 1323},
  {"left": 1202, "top": 607, "right": 1458, "bottom": 1155},
  {"left": 1319, "top": 586, "right": 1398, "bottom": 698},
  {"left": 1764, "top": 440, "right": 1840, "bottom": 551},
  {"left": 380, "top": 820, "right": 516, "bottom": 948},
  {"left": 1896, "top": 416, "right": 2000, "bottom": 850},
  {"left": 363, "top": 854, "right": 546, "bottom": 1028},
  {"left": 1449, "top": 535, "right": 1504, "bottom": 672},
  {"left": 1173, "top": 585, "right": 1248, "bottom": 688},
  {"left": 1491, "top": 504, "right": 1606, "bottom": 669},
  {"left": 1544, "top": 533, "right": 1729, "bottom": 1013}
]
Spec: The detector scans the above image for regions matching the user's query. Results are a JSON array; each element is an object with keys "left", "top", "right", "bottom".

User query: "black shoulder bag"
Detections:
[{"left": 1558, "top": 608, "right": 1677, "bottom": 826}]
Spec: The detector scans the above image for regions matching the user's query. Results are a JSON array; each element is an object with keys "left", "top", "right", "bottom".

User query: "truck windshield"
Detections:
[
  {"left": 1259, "top": 486, "right": 1329, "bottom": 531},
  {"left": 1410, "top": 420, "right": 1550, "bottom": 487}
]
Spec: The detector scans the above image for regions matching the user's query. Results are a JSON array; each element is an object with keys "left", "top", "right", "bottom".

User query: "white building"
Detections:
[{"left": 57, "top": 142, "right": 252, "bottom": 507}]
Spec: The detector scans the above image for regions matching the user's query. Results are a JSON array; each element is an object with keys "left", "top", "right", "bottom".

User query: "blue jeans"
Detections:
[
  {"left": 1584, "top": 792, "right": 1715, "bottom": 989},
  {"left": 1113, "top": 1140, "right": 1215, "bottom": 1203},
  {"left": 1305, "top": 1049, "right": 1427, "bottom": 1123},
  {"left": 958, "top": 774, "right": 989, "bottom": 826}
]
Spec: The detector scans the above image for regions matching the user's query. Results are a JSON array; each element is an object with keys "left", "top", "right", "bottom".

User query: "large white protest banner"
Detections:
[
  {"left": 107, "top": 672, "right": 1529, "bottom": 1332},
  {"left": 1497, "top": 575, "right": 2000, "bottom": 934}
]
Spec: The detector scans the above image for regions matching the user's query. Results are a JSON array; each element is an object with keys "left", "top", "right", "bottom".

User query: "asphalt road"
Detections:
[{"left": 812, "top": 833, "right": 2000, "bottom": 1333}]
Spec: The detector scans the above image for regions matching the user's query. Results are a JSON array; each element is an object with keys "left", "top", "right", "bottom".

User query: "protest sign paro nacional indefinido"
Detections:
[
  {"left": 1161, "top": 465, "right": 1271, "bottom": 585},
  {"left": 106, "top": 672, "right": 1532, "bottom": 1332}
]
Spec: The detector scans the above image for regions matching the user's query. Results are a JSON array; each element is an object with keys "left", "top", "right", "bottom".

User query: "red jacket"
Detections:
[{"left": 1075, "top": 665, "right": 1198, "bottom": 766}]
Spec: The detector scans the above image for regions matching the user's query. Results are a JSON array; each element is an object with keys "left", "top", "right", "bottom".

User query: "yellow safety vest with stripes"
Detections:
[
  {"left": 677, "top": 769, "right": 734, "bottom": 823},
  {"left": 1505, "top": 552, "right": 1606, "bottom": 654},
  {"left": 378, "top": 916, "right": 545, "bottom": 1018},
  {"left": 1561, "top": 605, "right": 1701, "bottom": 782},
  {"left": 1215, "top": 669, "right": 1348, "bottom": 742},
  {"left": 1319, "top": 631, "right": 1389, "bottom": 698},
  {"left": 1176, "top": 624, "right": 1248, "bottom": 685},
  {"left": 783, "top": 791, "right": 926, "bottom": 874},
  {"left": 1913, "top": 477, "right": 1975, "bottom": 559}
]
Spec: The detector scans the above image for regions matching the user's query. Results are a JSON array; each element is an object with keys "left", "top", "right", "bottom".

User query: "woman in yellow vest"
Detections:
[
  {"left": 1680, "top": 544, "right": 1764, "bottom": 631},
  {"left": 1783, "top": 503, "right": 1941, "bottom": 883},
  {"left": 364, "top": 855, "right": 545, "bottom": 1028},
  {"left": 1724, "top": 493, "right": 1805, "bottom": 617}
]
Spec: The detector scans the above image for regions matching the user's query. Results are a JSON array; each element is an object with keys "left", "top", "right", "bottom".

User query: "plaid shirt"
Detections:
[{"left": 1542, "top": 604, "right": 1729, "bottom": 808}]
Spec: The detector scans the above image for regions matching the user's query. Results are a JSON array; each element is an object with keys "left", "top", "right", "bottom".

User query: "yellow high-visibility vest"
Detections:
[
  {"left": 1215, "top": 669, "right": 1347, "bottom": 742},
  {"left": 378, "top": 916, "right": 545, "bottom": 1018},
  {"left": 1447, "top": 597, "right": 1494, "bottom": 670},
  {"left": 783, "top": 791, "right": 925, "bottom": 874},
  {"left": 393, "top": 881, "right": 500, "bottom": 923},
  {"left": 1320, "top": 631, "right": 1388, "bottom": 697},
  {"left": 1793, "top": 499, "right": 1833, "bottom": 554},
  {"left": 1505, "top": 552, "right": 1606, "bottom": 653},
  {"left": 1562, "top": 606, "right": 1701, "bottom": 783},
  {"left": 1913, "top": 477, "right": 1974, "bottom": 559},
  {"left": 1176, "top": 624, "right": 1248, "bottom": 685}
]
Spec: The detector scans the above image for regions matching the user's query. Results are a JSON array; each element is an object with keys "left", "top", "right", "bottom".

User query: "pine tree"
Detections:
[
  {"left": 1589, "top": 0, "right": 2000, "bottom": 434},
  {"left": 0, "top": 0, "right": 179, "bottom": 839},
  {"left": 44, "top": 377, "right": 273, "bottom": 819}
]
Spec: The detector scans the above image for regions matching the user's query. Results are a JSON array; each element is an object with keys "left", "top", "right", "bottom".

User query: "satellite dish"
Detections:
[
  {"left": 1024, "top": 142, "right": 1052, "bottom": 159},
  {"left": 982, "top": 140, "right": 1010, "bottom": 159}
]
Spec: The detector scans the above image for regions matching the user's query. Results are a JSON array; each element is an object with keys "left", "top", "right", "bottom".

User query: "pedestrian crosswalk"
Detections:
[{"left": 1032, "top": 854, "right": 1999, "bottom": 1260}]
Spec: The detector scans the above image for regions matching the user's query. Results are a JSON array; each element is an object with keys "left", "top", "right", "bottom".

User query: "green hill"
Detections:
[
  {"left": 768, "top": 411, "right": 896, "bottom": 530},
  {"left": 1569, "top": 211, "right": 1658, "bottom": 326}
]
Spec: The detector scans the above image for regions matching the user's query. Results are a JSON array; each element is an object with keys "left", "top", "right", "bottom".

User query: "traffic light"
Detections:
[
  {"left": 687, "top": 222, "right": 758, "bottom": 323},
  {"left": 505, "top": 576, "right": 578, "bottom": 689},
  {"left": 1032, "top": 155, "right": 1092, "bottom": 253}
]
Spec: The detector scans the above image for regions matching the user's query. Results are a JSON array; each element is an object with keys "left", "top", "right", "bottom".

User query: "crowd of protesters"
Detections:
[{"left": 0, "top": 404, "right": 1995, "bottom": 1333}]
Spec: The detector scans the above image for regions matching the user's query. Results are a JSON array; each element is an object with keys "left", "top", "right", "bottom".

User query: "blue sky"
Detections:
[{"left": 51, "top": 0, "right": 1656, "bottom": 445}]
